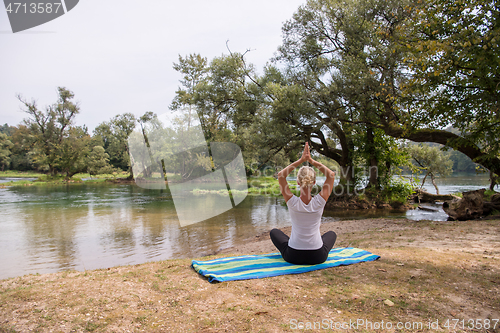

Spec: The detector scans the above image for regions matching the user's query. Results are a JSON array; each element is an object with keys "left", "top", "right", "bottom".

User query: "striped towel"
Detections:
[{"left": 191, "top": 247, "right": 380, "bottom": 282}]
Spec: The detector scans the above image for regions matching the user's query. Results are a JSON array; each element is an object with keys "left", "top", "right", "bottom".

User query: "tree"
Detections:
[
  {"left": 56, "top": 126, "right": 91, "bottom": 178},
  {"left": 448, "top": 149, "right": 478, "bottom": 173},
  {"left": 0, "top": 123, "right": 15, "bottom": 136},
  {"left": 171, "top": 53, "right": 255, "bottom": 141},
  {"left": 399, "top": 0, "right": 500, "bottom": 175},
  {"left": 0, "top": 133, "right": 13, "bottom": 171},
  {"left": 87, "top": 146, "right": 114, "bottom": 177},
  {"left": 93, "top": 113, "right": 136, "bottom": 178},
  {"left": 265, "top": 0, "right": 414, "bottom": 187},
  {"left": 170, "top": 53, "right": 269, "bottom": 176},
  {"left": 18, "top": 87, "right": 82, "bottom": 176},
  {"left": 266, "top": 0, "right": 500, "bottom": 186},
  {"left": 9, "top": 125, "right": 34, "bottom": 171},
  {"left": 353, "top": 127, "right": 410, "bottom": 187},
  {"left": 409, "top": 144, "right": 453, "bottom": 194}
]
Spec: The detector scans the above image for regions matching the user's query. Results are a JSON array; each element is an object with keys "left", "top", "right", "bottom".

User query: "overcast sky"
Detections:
[{"left": 0, "top": 0, "right": 306, "bottom": 131}]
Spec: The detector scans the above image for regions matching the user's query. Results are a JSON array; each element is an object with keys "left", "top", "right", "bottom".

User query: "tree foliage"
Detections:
[
  {"left": 87, "top": 145, "right": 114, "bottom": 176},
  {"left": 93, "top": 113, "right": 136, "bottom": 177},
  {"left": 409, "top": 143, "right": 453, "bottom": 194},
  {"left": 18, "top": 87, "right": 88, "bottom": 177},
  {"left": 56, "top": 126, "right": 91, "bottom": 178},
  {"left": 260, "top": 0, "right": 415, "bottom": 186},
  {"left": 406, "top": 0, "right": 500, "bottom": 139},
  {"left": 402, "top": 0, "right": 500, "bottom": 174},
  {"left": 264, "top": 0, "right": 500, "bottom": 185},
  {"left": 8, "top": 125, "right": 33, "bottom": 171},
  {"left": 0, "top": 133, "right": 13, "bottom": 171},
  {"left": 0, "top": 123, "right": 15, "bottom": 136},
  {"left": 170, "top": 53, "right": 269, "bottom": 176}
]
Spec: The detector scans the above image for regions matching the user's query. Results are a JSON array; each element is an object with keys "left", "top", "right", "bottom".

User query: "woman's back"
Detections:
[{"left": 287, "top": 195, "right": 326, "bottom": 250}]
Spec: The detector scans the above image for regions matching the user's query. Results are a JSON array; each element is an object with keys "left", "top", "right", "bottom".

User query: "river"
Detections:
[{"left": 0, "top": 173, "right": 493, "bottom": 279}]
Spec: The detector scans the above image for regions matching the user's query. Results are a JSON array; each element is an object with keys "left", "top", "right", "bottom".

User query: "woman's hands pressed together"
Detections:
[
  {"left": 300, "top": 142, "right": 312, "bottom": 163},
  {"left": 300, "top": 142, "right": 336, "bottom": 178}
]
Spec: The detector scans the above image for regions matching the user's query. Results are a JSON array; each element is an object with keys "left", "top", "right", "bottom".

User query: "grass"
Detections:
[
  {"left": 0, "top": 170, "right": 46, "bottom": 178},
  {"left": 191, "top": 176, "right": 324, "bottom": 197},
  {"left": 247, "top": 176, "right": 320, "bottom": 196},
  {"left": 73, "top": 171, "right": 130, "bottom": 180},
  {"left": 0, "top": 218, "right": 499, "bottom": 332},
  {"left": 0, "top": 171, "right": 131, "bottom": 187},
  {"left": 190, "top": 176, "right": 288, "bottom": 197},
  {"left": 485, "top": 189, "right": 499, "bottom": 201}
]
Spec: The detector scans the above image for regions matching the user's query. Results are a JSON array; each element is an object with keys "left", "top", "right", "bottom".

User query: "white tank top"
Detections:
[{"left": 286, "top": 195, "right": 327, "bottom": 250}]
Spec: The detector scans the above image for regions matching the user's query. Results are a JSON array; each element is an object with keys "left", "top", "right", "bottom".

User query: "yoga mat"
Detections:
[{"left": 191, "top": 247, "right": 380, "bottom": 282}]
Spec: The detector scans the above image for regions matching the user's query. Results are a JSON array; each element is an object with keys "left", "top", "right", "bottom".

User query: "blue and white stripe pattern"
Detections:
[{"left": 192, "top": 247, "right": 380, "bottom": 283}]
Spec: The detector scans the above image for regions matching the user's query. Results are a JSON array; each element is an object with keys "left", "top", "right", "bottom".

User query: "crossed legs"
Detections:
[{"left": 270, "top": 228, "right": 337, "bottom": 265}]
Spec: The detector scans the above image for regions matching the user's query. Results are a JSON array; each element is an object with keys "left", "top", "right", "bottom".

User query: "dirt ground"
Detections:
[{"left": 1, "top": 217, "right": 499, "bottom": 332}]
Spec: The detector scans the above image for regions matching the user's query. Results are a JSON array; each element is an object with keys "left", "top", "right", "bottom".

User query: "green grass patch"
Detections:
[
  {"left": 0, "top": 171, "right": 132, "bottom": 187},
  {"left": 484, "top": 189, "right": 499, "bottom": 200},
  {"left": 0, "top": 170, "right": 47, "bottom": 178},
  {"left": 73, "top": 171, "right": 130, "bottom": 180},
  {"left": 245, "top": 176, "right": 321, "bottom": 197}
]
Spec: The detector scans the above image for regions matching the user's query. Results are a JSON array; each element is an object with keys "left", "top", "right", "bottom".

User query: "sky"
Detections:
[{"left": 0, "top": 0, "right": 306, "bottom": 132}]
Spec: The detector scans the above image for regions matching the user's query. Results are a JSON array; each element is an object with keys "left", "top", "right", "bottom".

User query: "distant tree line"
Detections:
[{"left": 0, "top": 88, "right": 137, "bottom": 178}]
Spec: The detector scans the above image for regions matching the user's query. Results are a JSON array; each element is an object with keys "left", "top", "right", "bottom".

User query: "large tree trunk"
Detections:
[
  {"left": 430, "top": 173, "right": 439, "bottom": 194},
  {"left": 484, "top": 193, "right": 500, "bottom": 216},
  {"left": 366, "top": 126, "right": 378, "bottom": 188},
  {"left": 309, "top": 123, "right": 355, "bottom": 183},
  {"left": 443, "top": 189, "right": 486, "bottom": 221},
  {"left": 442, "top": 189, "right": 500, "bottom": 221},
  {"left": 336, "top": 165, "right": 355, "bottom": 183},
  {"left": 420, "top": 171, "right": 429, "bottom": 189},
  {"left": 413, "top": 188, "right": 460, "bottom": 203},
  {"left": 49, "top": 164, "right": 57, "bottom": 177},
  {"left": 490, "top": 170, "right": 498, "bottom": 191}
]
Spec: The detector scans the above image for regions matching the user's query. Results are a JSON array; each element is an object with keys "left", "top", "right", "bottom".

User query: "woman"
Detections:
[{"left": 270, "top": 142, "right": 337, "bottom": 265}]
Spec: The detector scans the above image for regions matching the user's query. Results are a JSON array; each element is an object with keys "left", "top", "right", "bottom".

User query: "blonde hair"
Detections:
[{"left": 297, "top": 166, "right": 316, "bottom": 188}]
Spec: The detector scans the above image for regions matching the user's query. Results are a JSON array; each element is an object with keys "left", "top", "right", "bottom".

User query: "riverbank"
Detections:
[
  {"left": 0, "top": 171, "right": 131, "bottom": 187},
  {"left": 0, "top": 171, "right": 47, "bottom": 178},
  {"left": 1, "top": 218, "right": 499, "bottom": 332}
]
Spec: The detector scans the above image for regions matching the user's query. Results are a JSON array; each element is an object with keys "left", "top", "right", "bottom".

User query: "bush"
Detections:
[
  {"left": 380, "top": 178, "right": 415, "bottom": 204},
  {"left": 484, "top": 189, "right": 499, "bottom": 201}
]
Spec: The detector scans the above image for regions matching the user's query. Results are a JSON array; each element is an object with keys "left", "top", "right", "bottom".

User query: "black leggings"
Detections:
[{"left": 270, "top": 228, "right": 337, "bottom": 265}]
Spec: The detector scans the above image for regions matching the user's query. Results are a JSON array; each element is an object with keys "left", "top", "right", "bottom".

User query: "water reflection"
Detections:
[
  {"left": 0, "top": 177, "right": 38, "bottom": 183},
  {"left": 417, "top": 173, "right": 495, "bottom": 194}
]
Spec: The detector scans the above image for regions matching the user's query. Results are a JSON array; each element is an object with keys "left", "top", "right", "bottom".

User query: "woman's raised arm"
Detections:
[
  {"left": 307, "top": 152, "right": 336, "bottom": 202},
  {"left": 277, "top": 143, "right": 310, "bottom": 202}
]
